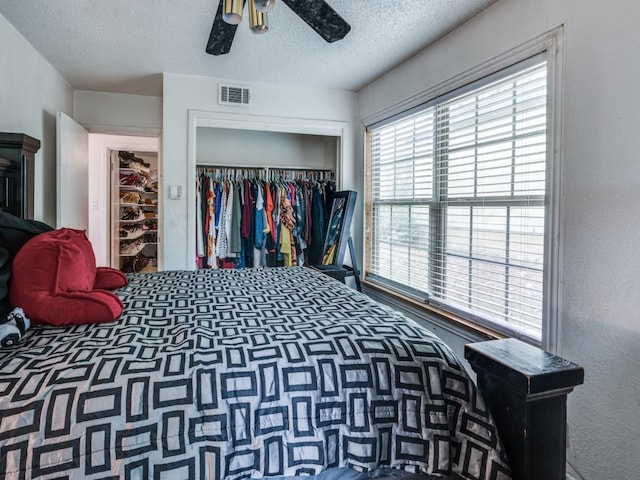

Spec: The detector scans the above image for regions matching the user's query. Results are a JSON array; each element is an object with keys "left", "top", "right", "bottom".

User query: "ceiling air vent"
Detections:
[{"left": 218, "top": 84, "right": 251, "bottom": 106}]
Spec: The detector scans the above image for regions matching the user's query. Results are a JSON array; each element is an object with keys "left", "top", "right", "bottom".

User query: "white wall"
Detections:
[
  {"left": 356, "top": 1, "right": 640, "bottom": 479},
  {"left": 196, "top": 127, "right": 336, "bottom": 171},
  {"left": 72, "top": 91, "right": 162, "bottom": 268},
  {"left": 74, "top": 90, "right": 162, "bottom": 134},
  {"left": 0, "top": 13, "right": 73, "bottom": 226},
  {"left": 162, "top": 73, "right": 356, "bottom": 270}
]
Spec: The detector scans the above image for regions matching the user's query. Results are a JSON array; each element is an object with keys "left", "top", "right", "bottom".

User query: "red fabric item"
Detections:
[
  {"left": 9, "top": 228, "right": 126, "bottom": 326},
  {"left": 220, "top": 259, "right": 236, "bottom": 269},
  {"left": 265, "top": 183, "right": 277, "bottom": 243},
  {"left": 95, "top": 267, "right": 128, "bottom": 290}
]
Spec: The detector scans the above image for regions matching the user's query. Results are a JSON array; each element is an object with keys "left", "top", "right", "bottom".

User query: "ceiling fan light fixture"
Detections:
[
  {"left": 254, "top": 0, "right": 275, "bottom": 13},
  {"left": 249, "top": 1, "right": 269, "bottom": 34},
  {"left": 222, "top": 0, "right": 244, "bottom": 25}
]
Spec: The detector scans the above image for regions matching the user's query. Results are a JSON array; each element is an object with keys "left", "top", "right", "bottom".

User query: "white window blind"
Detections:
[{"left": 367, "top": 57, "right": 548, "bottom": 340}]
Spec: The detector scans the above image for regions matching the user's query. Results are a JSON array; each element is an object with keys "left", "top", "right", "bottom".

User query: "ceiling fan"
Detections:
[{"left": 206, "top": 0, "right": 351, "bottom": 56}]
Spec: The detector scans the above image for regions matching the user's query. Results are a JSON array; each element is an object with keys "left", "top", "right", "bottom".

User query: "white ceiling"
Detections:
[{"left": 0, "top": 0, "right": 499, "bottom": 97}]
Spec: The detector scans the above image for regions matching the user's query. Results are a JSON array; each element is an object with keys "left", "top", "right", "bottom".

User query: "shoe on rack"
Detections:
[
  {"left": 120, "top": 192, "right": 141, "bottom": 204},
  {"left": 120, "top": 206, "right": 145, "bottom": 222},
  {"left": 120, "top": 225, "right": 147, "bottom": 239},
  {"left": 120, "top": 239, "right": 145, "bottom": 256},
  {"left": 119, "top": 151, "right": 135, "bottom": 162},
  {"left": 120, "top": 172, "right": 148, "bottom": 189},
  {"left": 132, "top": 156, "right": 150, "bottom": 173},
  {"left": 144, "top": 220, "right": 158, "bottom": 231}
]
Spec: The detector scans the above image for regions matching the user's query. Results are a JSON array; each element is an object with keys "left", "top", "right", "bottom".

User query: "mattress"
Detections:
[{"left": 0, "top": 267, "right": 511, "bottom": 479}]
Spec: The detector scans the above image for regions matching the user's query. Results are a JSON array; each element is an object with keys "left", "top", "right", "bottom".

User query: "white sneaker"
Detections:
[
  {"left": 120, "top": 225, "right": 146, "bottom": 240},
  {"left": 120, "top": 240, "right": 145, "bottom": 256}
]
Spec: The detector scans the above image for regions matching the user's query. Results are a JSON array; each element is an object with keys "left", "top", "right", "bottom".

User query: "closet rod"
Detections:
[
  {"left": 196, "top": 164, "right": 266, "bottom": 170},
  {"left": 267, "top": 166, "right": 334, "bottom": 181},
  {"left": 267, "top": 165, "right": 334, "bottom": 172},
  {"left": 197, "top": 164, "right": 333, "bottom": 173},
  {"left": 197, "top": 165, "right": 335, "bottom": 182}
]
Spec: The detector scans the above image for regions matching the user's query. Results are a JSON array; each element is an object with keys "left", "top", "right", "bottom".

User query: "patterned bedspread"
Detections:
[{"left": 0, "top": 267, "right": 511, "bottom": 479}]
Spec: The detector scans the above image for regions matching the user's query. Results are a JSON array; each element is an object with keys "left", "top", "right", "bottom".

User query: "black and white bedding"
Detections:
[{"left": 0, "top": 267, "right": 511, "bottom": 480}]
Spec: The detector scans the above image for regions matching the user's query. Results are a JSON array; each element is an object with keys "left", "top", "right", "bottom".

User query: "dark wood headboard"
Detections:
[{"left": 0, "top": 133, "right": 40, "bottom": 219}]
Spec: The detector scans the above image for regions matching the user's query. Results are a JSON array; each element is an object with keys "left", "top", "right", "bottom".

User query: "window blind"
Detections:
[{"left": 367, "top": 57, "right": 548, "bottom": 340}]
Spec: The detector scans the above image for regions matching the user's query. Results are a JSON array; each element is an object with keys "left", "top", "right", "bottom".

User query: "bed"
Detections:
[{"left": 0, "top": 266, "right": 513, "bottom": 480}]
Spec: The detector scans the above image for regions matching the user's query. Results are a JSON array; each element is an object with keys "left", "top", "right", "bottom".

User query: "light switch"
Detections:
[{"left": 169, "top": 185, "right": 183, "bottom": 200}]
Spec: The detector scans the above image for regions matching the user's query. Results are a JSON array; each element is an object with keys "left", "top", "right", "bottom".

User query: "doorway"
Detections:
[{"left": 87, "top": 134, "right": 159, "bottom": 267}]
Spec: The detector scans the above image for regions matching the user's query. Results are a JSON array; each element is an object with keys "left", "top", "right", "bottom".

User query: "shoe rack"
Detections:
[{"left": 113, "top": 150, "right": 159, "bottom": 273}]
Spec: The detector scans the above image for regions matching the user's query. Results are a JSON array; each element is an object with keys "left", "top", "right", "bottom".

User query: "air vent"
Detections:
[{"left": 218, "top": 84, "right": 251, "bottom": 106}]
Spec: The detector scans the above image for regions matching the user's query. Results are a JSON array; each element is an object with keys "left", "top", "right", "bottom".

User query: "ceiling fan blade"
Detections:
[
  {"left": 281, "top": 0, "right": 350, "bottom": 43},
  {"left": 206, "top": 0, "right": 246, "bottom": 55}
]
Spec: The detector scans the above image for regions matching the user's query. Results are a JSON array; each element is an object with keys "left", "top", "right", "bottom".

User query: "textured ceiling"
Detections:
[{"left": 0, "top": 0, "right": 499, "bottom": 97}]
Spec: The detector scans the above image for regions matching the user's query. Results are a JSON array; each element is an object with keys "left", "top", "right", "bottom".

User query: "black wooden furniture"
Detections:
[
  {"left": 465, "top": 338, "right": 584, "bottom": 480},
  {"left": 0, "top": 133, "right": 40, "bottom": 219}
]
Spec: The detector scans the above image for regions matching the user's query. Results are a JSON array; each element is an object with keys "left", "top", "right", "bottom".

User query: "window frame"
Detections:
[{"left": 363, "top": 30, "right": 564, "bottom": 351}]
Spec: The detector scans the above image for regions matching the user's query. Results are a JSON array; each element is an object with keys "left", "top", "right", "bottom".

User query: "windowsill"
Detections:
[{"left": 362, "top": 279, "right": 508, "bottom": 341}]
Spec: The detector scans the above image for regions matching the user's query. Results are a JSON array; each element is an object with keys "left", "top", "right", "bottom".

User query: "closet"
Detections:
[
  {"left": 111, "top": 150, "right": 160, "bottom": 273},
  {"left": 195, "top": 126, "right": 339, "bottom": 270}
]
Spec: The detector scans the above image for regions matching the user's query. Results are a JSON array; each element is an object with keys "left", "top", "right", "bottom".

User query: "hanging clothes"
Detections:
[
  {"left": 206, "top": 178, "right": 217, "bottom": 268},
  {"left": 215, "top": 181, "right": 229, "bottom": 259},
  {"left": 308, "top": 184, "right": 326, "bottom": 265},
  {"left": 195, "top": 176, "right": 205, "bottom": 260},
  {"left": 279, "top": 187, "right": 296, "bottom": 267},
  {"left": 254, "top": 183, "right": 268, "bottom": 267},
  {"left": 229, "top": 181, "right": 242, "bottom": 258},
  {"left": 196, "top": 166, "right": 334, "bottom": 270}
]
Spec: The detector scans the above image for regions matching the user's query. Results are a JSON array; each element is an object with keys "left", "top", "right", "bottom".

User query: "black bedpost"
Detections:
[{"left": 464, "top": 338, "right": 584, "bottom": 480}]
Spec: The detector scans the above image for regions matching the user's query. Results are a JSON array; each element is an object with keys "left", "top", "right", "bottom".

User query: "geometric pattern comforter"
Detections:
[{"left": 0, "top": 267, "right": 511, "bottom": 480}]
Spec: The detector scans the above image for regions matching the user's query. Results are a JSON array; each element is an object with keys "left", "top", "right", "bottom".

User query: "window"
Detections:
[{"left": 366, "top": 56, "right": 549, "bottom": 341}]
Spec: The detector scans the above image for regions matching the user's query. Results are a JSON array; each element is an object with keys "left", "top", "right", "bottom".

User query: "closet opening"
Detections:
[
  {"left": 186, "top": 110, "right": 350, "bottom": 271},
  {"left": 87, "top": 133, "right": 160, "bottom": 269},
  {"left": 195, "top": 128, "right": 338, "bottom": 270}
]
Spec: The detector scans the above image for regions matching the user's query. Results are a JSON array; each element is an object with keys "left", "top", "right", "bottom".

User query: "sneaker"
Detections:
[
  {"left": 144, "top": 220, "right": 158, "bottom": 231},
  {"left": 120, "top": 239, "right": 145, "bottom": 256},
  {"left": 131, "top": 156, "right": 150, "bottom": 173},
  {"left": 144, "top": 182, "right": 158, "bottom": 193},
  {"left": 120, "top": 192, "right": 141, "bottom": 204},
  {"left": 120, "top": 172, "right": 148, "bottom": 189},
  {"left": 120, "top": 207, "right": 145, "bottom": 222},
  {"left": 120, "top": 225, "right": 147, "bottom": 239}
]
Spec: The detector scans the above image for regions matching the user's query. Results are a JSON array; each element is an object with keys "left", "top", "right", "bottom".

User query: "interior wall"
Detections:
[
  {"left": 0, "top": 13, "right": 73, "bottom": 226},
  {"left": 355, "top": 1, "right": 640, "bottom": 479},
  {"left": 74, "top": 90, "right": 162, "bottom": 134},
  {"left": 162, "top": 73, "right": 356, "bottom": 270},
  {"left": 196, "top": 127, "right": 336, "bottom": 171}
]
